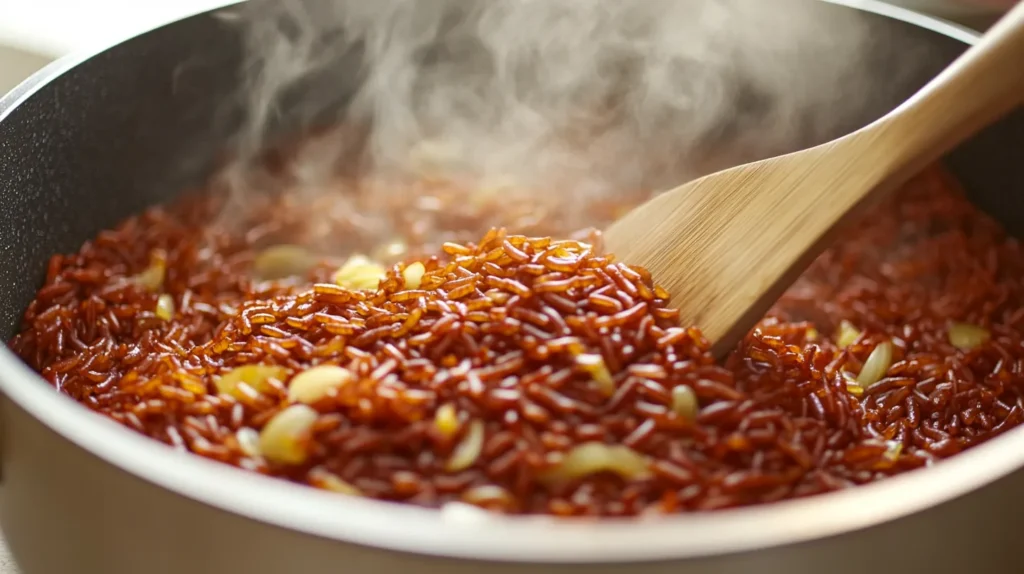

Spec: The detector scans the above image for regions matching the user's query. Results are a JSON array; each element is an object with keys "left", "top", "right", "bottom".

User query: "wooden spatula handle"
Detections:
[
  {"left": 603, "top": 5, "right": 1024, "bottom": 358},
  {"left": 863, "top": 2, "right": 1024, "bottom": 181}
]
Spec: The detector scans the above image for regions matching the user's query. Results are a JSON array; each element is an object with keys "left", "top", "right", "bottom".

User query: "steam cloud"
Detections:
[{"left": 220, "top": 0, "right": 884, "bottom": 245}]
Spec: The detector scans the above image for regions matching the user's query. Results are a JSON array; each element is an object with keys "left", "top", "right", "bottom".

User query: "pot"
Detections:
[{"left": 1, "top": 1, "right": 1023, "bottom": 573}]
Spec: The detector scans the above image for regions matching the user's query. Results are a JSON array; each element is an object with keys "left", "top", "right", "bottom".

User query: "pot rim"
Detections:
[{"left": 0, "top": 0, "right": 998, "bottom": 565}]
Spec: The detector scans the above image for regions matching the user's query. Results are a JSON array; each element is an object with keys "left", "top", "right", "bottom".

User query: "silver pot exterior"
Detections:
[{"left": 4, "top": 393, "right": 1024, "bottom": 574}]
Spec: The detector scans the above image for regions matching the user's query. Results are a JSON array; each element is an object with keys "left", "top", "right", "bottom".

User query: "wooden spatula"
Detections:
[{"left": 603, "top": 3, "right": 1024, "bottom": 358}]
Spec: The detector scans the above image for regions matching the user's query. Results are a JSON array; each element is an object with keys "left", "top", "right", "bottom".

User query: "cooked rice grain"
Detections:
[{"left": 11, "top": 166, "right": 1024, "bottom": 516}]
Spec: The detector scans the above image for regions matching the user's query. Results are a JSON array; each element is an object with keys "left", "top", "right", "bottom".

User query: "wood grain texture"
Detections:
[{"left": 605, "top": 3, "right": 1024, "bottom": 357}]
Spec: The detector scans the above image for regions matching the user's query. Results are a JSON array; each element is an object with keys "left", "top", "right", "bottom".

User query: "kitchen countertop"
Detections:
[{"left": 0, "top": 0, "right": 228, "bottom": 57}]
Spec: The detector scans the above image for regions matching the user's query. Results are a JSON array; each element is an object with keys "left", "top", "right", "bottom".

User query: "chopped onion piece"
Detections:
[
  {"left": 259, "top": 404, "right": 318, "bottom": 465},
  {"left": 332, "top": 254, "right": 386, "bottom": 291},
  {"left": 670, "top": 384, "right": 699, "bottom": 420},
  {"left": 842, "top": 372, "right": 864, "bottom": 397},
  {"left": 155, "top": 294, "right": 175, "bottom": 321},
  {"left": 539, "top": 442, "right": 652, "bottom": 484},
  {"left": 446, "top": 419, "right": 485, "bottom": 472},
  {"left": 576, "top": 353, "right": 614, "bottom": 397},
  {"left": 883, "top": 440, "right": 903, "bottom": 462},
  {"left": 287, "top": 365, "right": 354, "bottom": 404},
  {"left": 253, "top": 244, "right": 317, "bottom": 280},
  {"left": 133, "top": 251, "right": 166, "bottom": 292},
  {"left": 235, "top": 427, "right": 261, "bottom": 458},
  {"left": 857, "top": 341, "right": 893, "bottom": 387},
  {"left": 309, "top": 466, "right": 362, "bottom": 496},
  {"left": 216, "top": 364, "right": 289, "bottom": 398},
  {"left": 836, "top": 320, "right": 862, "bottom": 349},
  {"left": 948, "top": 322, "right": 990, "bottom": 351},
  {"left": 402, "top": 262, "right": 427, "bottom": 290},
  {"left": 462, "top": 484, "right": 514, "bottom": 508},
  {"left": 434, "top": 402, "right": 460, "bottom": 438}
]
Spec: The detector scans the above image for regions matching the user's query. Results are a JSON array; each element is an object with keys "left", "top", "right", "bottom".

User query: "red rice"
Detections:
[{"left": 10, "top": 165, "right": 1024, "bottom": 516}]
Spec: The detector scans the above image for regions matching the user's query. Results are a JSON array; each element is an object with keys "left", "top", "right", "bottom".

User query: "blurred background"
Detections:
[
  {"left": 0, "top": 0, "right": 1015, "bottom": 96},
  {"left": 0, "top": 0, "right": 217, "bottom": 93}
]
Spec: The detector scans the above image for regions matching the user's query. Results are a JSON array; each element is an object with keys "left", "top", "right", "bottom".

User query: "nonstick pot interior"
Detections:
[{"left": 2, "top": 2, "right": 1019, "bottom": 347}]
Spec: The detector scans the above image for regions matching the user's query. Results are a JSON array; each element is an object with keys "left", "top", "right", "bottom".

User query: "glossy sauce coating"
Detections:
[{"left": 11, "top": 166, "right": 1024, "bottom": 516}]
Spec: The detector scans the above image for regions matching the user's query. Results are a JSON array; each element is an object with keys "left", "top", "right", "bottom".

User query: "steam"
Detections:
[{"left": 220, "top": 0, "right": 877, "bottom": 247}]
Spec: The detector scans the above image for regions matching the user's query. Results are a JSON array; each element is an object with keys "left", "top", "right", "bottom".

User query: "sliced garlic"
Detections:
[
  {"left": 576, "top": 353, "right": 614, "bottom": 397},
  {"left": 216, "top": 365, "right": 289, "bottom": 398},
  {"left": 843, "top": 372, "right": 864, "bottom": 397},
  {"left": 309, "top": 466, "right": 362, "bottom": 496},
  {"left": 287, "top": 365, "right": 354, "bottom": 404},
  {"left": 670, "top": 384, "right": 699, "bottom": 420},
  {"left": 857, "top": 341, "right": 893, "bottom": 387},
  {"left": 883, "top": 440, "right": 903, "bottom": 463},
  {"left": 462, "top": 484, "right": 514, "bottom": 508},
  {"left": 434, "top": 402, "right": 460, "bottom": 438},
  {"left": 836, "top": 320, "right": 862, "bottom": 349},
  {"left": 133, "top": 251, "right": 166, "bottom": 292},
  {"left": 259, "top": 404, "right": 318, "bottom": 465},
  {"left": 235, "top": 427, "right": 262, "bottom": 458},
  {"left": 155, "top": 293, "right": 175, "bottom": 321},
  {"left": 332, "top": 254, "right": 387, "bottom": 291},
  {"left": 539, "top": 442, "right": 651, "bottom": 484},
  {"left": 948, "top": 322, "right": 990, "bottom": 351},
  {"left": 446, "top": 419, "right": 485, "bottom": 472},
  {"left": 402, "top": 262, "right": 427, "bottom": 290}
]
